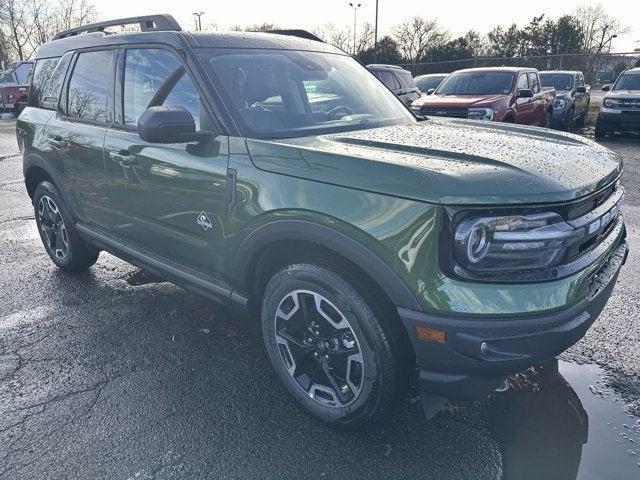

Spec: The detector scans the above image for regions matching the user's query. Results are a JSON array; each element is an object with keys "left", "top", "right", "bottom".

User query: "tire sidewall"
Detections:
[
  {"left": 33, "top": 181, "right": 85, "bottom": 269},
  {"left": 261, "top": 265, "right": 386, "bottom": 425}
]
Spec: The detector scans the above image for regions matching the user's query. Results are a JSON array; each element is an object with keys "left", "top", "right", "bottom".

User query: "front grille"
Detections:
[
  {"left": 565, "top": 183, "right": 617, "bottom": 220},
  {"left": 419, "top": 107, "right": 468, "bottom": 119}
]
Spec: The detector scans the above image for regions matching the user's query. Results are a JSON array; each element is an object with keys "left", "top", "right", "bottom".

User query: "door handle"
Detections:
[
  {"left": 48, "top": 135, "right": 66, "bottom": 149},
  {"left": 110, "top": 149, "right": 136, "bottom": 167}
]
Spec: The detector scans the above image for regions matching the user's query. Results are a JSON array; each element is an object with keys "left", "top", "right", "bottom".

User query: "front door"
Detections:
[
  {"left": 514, "top": 73, "right": 535, "bottom": 124},
  {"left": 102, "top": 47, "right": 228, "bottom": 278}
]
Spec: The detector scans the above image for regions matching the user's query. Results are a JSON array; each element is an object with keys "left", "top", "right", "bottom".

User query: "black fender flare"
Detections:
[
  {"left": 231, "top": 219, "right": 421, "bottom": 310},
  {"left": 23, "top": 152, "right": 69, "bottom": 205}
]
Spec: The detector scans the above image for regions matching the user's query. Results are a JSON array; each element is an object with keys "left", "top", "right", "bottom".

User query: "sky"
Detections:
[{"left": 95, "top": 0, "right": 640, "bottom": 52}]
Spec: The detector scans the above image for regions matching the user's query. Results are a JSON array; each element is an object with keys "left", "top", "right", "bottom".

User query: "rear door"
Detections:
[
  {"left": 44, "top": 49, "right": 116, "bottom": 226},
  {"left": 102, "top": 47, "right": 228, "bottom": 278},
  {"left": 396, "top": 70, "right": 420, "bottom": 105}
]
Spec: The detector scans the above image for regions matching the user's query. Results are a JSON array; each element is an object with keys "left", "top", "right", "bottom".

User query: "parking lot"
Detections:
[{"left": 1, "top": 119, "right": 640, "bottom": 479}]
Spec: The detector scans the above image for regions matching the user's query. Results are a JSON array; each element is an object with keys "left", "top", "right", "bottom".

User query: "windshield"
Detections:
[
  {"left": 200, "top": 48, "right": 415, "bottom": 138},
  {"left": 540, "top": 73, "right": 573, "bottom": 91},
  {"left": 415, "top": 75, "right": 446, "bottom": 92},
  {"left": 435, "top": 71, "right": 514, "bottom": 95},
  {"left": 614, "top": 73, "right": 640, "bottom": 91}
]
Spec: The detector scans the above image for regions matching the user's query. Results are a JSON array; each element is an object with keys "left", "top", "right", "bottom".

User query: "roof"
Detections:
[
  {"left": 36, "top": 28, "right": 344, "bottom": 59},
  {"left": 414, "top": 73, "right": 448, "bottom": 79},
  {"left": 539, "top": 70, "right": 582, "bottom": 75},
  {"left": 452, "top": 66, "right": 536, "bottom": 74},
  {"left": 366, "top": 64, "right": 410, "bottom": 72}
]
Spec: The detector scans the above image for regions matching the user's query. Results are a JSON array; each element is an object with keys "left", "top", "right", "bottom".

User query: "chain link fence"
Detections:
[{"left": 398, "top": 52, "right": 640, "bottom": 85}]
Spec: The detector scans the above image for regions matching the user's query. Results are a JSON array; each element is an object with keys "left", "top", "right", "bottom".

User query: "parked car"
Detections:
[
  {"left": 19, "top": 15, "right": 627, "bottom": 430},
  {"left": 540, "top": 70, "right": 590, "bottom": 130},
  {"left": 411, "top": 67, "right": 556, "bottom": 127},
  {"left": 596, "top": 67, "right": 640, "bottom": 138},
  {"left": 366, "top": 64, "right": 420, "bottom": 106},
  {"left": 0, "top": 61, "right": 32, "bottom": 114},
  {"left": 414, "top": 73, "right": 447, "bottom": 95}
]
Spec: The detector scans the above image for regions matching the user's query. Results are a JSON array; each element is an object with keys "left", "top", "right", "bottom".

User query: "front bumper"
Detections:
[
  {"left": 597, "top": 111, "right": 640, "bottom": 132},
  {"left": 398, "top": 239, "right": 628, "bottom": 403}
]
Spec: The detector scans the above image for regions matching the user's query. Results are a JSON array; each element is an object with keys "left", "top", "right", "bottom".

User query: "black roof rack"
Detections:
[
  {"left": 264, "top": 29, "right": 324, "bottom": 43},
  {"left": 53, "top": 14, "right": 181, "bottom": 40}
]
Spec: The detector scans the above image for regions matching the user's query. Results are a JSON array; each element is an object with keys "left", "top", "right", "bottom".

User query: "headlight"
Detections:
[
  {"left": 467, "top": 108, "right": 494, "bottom": 121},
  {"left": 554, "top": 98, "right": 567, "bottom": 109},
  {"left": 451, "top": 212, "right": 585, "bottom": 280},
  {"left": 603, "top": 98, "right": 618, "bottom": 108}
]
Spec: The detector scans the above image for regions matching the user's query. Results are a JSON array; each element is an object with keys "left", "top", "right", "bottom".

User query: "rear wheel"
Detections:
[
  {"left": 261, "top": 263, "right": 408, "bottom": 430},
  {"left": 562, "top": 108, "right": 575, "bottom": 131},
  {"left": 33, "top": 181, "right": 99, "bottom": 272}
]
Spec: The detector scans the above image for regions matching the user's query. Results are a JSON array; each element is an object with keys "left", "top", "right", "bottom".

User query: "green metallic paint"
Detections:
[{"left": 21, "top": 105, "right": 624, "bottom": 319}]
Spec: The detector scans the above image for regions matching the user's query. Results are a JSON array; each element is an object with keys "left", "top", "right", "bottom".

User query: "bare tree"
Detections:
[
  {"left": 392, "top": 16, "right": 448, "bottom": 63},
  {"left": 315, "top": 24, "right": 352, "bottom": 53},
  {"left": 575, "top": 3, "right": 628, "bottom": 55},
  {"left": 54, "top": 0, "right": 97, "bottom": 32},
  {"left": 355, "top": 22, "right": 375, "bottom": 55},
  {"left": 1, "top": 0, "right": 35, "bottom": 60}
]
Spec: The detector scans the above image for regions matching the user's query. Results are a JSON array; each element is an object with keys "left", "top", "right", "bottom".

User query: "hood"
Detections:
[
  {"left": 412, "top": 94, "right": 507, "bottom": 109},
  {"left": 606, "top": 90, "right": 640, "bottom": 97},
  {"left": 246, "top": 118, "right": 622, "bottom": 205}
]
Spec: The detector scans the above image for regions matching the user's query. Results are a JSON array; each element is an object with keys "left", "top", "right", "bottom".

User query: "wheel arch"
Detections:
[{"left": 231, "top": 219, "right": 421, "bottom": 313}]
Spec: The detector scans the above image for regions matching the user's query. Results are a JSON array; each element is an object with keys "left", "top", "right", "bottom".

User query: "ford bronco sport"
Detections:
[
  {"left": 19, "top": 15, "right": 628, "bottom": 430},
  {"left": 596, "top": 67, "right": 640, "bottom": 138}
]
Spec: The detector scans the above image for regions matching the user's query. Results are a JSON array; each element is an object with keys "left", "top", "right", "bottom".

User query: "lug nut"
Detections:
[{"left": 480, "top": 342, "right": 489, "bottom": 355}]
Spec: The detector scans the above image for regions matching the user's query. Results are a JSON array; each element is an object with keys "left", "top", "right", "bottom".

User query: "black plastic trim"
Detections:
[{"left": 231, "top": 219, "right": 421, "bottom": 310}]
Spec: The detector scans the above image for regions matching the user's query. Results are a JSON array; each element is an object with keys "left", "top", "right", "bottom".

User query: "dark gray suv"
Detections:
[
  {"left": 540, "top": 70, "right": 590, "bottom": 130},
  {"left": 366, "top": 64, "right": 420, "bottom": 106}
]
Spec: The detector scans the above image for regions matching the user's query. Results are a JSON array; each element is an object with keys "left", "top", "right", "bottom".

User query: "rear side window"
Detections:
[
  {"left": 377, "top": 71, "right": 398, "bottom": 91},
  {"left": 528, "top": 73, "right": 540, "bottom": 93},
  {"left": 397, "top": 71, "right": 415, "bottom": 89},
  {"left": 29, "top": 54, "right": 72, "bottom": 110},
  {"left": 67, "top": 50, "right": 113, "bottom": 122},
  {"left": 517, "top": 73, "right": 529, "bottom": 91},
  {"left": 123, "top": 48, "right": 201, "bottom": 129}
]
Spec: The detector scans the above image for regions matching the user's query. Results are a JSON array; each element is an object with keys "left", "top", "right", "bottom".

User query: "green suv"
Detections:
[{"left": 19, "top": 15, "right": 628, "bottom": 429}]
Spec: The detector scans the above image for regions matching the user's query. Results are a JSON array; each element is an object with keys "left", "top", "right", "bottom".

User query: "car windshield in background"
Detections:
[
  {"left": 614, "top": 74, "right": 640, "bottom": 91},
  {"left": 540, "top": 73, "right": 573, "bottom": 91},
  {"left": 415, "top": 75, "right": 446, "bottom": 92},
  {"left": 200, "top": 49, "right": 415, "bottom": 138},
  {"left": 436, "top": 71, "right": 514, "bottom": 95}
]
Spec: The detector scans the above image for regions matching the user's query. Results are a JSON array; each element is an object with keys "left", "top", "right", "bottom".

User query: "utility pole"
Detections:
[
  {"left": 374, "top": 0, "right": 379, "bottom": 53},
  {"left": 348, "top": 2, "right": 362, "bottom": 56},
  {"left": 193, "top": 12, "right": 205, "bottom": 31}
]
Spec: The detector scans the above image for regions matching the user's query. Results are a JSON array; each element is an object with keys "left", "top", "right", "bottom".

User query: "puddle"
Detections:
[
  {"left": 125, "top": 269, "right": 166, "bottom": 286},
  {"left": 487, "top": 360, "right": 639, "bottom": 480}
]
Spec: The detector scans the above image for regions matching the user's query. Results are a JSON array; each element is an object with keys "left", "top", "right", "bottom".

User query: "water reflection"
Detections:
[{"left": 487, "top": 360, "right": 587, "bottom": 480}]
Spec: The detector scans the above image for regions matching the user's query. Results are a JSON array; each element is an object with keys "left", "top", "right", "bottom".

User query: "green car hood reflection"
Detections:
[{"left": 247, "top": 118, "right": 622, "bottom": 205}]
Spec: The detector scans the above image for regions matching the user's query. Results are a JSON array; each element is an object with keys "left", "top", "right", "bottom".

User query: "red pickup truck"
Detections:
[
  {"left": 411, "top": 67, "right": 556, "bottom": 127},
  {"left": 0, "top": 61, "right": 32, "bottom": 114}
]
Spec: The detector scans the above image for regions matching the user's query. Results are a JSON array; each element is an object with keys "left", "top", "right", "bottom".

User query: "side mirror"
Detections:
[
  {"left": 516, "top": 89, "right": 534, "bottom": 99},
  {"left": 138, "top": 106, "right": 212, "bottom": 144},
  {"left": 576, "top": 86, "right": 587, "bottom": 94},
  {"left": 602, "top": 84, "right": 611, "bottom": 92},
  {"left": 427, "top": 88, "right": 436, "bottom": 95}
]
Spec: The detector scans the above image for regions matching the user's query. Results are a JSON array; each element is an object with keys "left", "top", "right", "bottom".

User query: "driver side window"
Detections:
[{"left": 123, "top": 48, "right": 202, "bottom": 129}]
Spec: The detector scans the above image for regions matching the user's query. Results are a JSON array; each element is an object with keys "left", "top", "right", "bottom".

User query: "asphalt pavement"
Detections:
[{"left": 1, "top": 119, "right": 639, "bottom": 479}]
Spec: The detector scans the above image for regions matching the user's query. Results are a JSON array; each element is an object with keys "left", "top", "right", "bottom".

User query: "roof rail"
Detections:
[
  {"left": 264, "top": 29, "right": 324, "bottom": 43},
  {"left": 53, "top": 14, "right": 181, "bottom": 40}
]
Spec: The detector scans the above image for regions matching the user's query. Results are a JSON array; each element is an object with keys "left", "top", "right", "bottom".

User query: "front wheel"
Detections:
[
  {"left": 594, "top": 121, "right": 608, "bottom": 139},
  {"left": 261, "top": 263, "right": 409, "bottom": 430},
  {"left": 541, "top": 109, "right": 552, "bottom": 128}
]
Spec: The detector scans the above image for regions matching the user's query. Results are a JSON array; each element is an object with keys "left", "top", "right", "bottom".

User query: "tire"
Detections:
[
  {"left": 562, "top": 108, "right": 574, "bottom": 131},
  {"left": 574, "top": 109, "right": 587, "bottom": 128},
  {"left": 33, "top": 181, "right": 99, "bottom": 272},
  {"left": 594, "top": 121, "right": 608, "bottom": 139},
  {"left": 541, "top": 109, "right": 552, "bottom": 128},
  {"left": 261, "top": 263, "right": 409, "bottom": 430}
]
